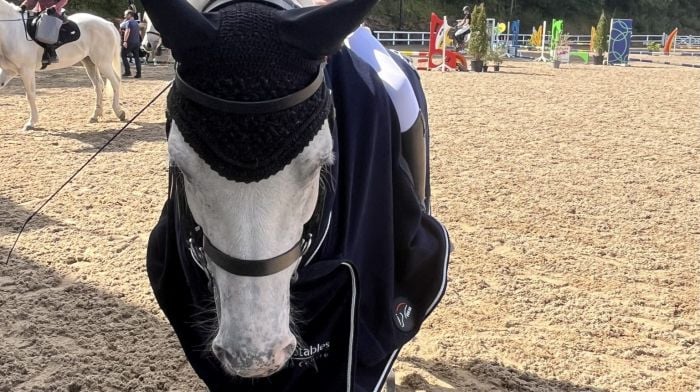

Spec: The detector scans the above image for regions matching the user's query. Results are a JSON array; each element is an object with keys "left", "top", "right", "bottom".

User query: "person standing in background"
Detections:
[{"left": 121, "top": 10, "right": 141, "bottom": 78}]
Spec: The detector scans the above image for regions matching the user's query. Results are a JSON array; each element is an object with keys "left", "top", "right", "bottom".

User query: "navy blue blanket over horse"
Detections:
[{"left": 147, "top": 46, "right": 450, "bottom": 391}]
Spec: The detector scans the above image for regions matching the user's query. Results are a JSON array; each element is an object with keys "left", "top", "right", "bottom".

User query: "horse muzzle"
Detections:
[{"left": 212, "top": 336, "right": 296, "bottom": 378}]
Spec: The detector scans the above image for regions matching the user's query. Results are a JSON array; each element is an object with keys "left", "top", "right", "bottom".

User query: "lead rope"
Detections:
[{"left": 4, "top": 81, "right": 173, "bottom": 264}]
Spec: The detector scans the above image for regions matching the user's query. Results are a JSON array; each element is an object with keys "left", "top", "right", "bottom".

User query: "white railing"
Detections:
[
  {"left": 373, "top": 31, "right": 431, "bottom": 46},
  {"left": 665, "top": 34, "right": 700, "bottom": 47},
  {"left": 373, "top": 31, "right": 699, "bottom": 50}
]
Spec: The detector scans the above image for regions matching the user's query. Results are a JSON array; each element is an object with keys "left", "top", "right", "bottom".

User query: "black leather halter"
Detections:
[
  {"left": 171, "top": 169, "right": 313, "bottom": 279},
  {"left": 203, "top": 236, "right": 302, "bottom": 277},
  {"left": 174, "top": 167, "right": 322, "bottom": 279}
]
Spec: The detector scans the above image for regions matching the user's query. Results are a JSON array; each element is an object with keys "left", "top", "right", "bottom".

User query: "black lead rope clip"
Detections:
[
  {"left": 301, "top": 232, "right": 313, "bottom": 257},
  {"left": 187, "top": 226, "right": 207, "bottom": 274},
  {"left": 294, "top": 232, "right": 314, "bottom": 283}
]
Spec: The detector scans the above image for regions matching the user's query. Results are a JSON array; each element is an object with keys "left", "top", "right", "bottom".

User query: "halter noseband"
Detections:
[
  {"left": 180, "top": 184, "right": 313, "bottom": 280},
  {"left": 203, "top": 236, "right": 302, "bottom": 276}
]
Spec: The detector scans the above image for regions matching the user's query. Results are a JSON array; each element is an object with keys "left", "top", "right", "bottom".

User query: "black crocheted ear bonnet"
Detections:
[
  {"left": 169, "top": 2, "right": 329, "bottom": 183},
  {"left": 141, "top": 0, "right": 378, "bottom": 183}
]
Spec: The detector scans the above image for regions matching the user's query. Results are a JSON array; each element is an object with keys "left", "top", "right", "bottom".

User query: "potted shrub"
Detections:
[
  {"left": 592, "top": 11, "right": 607, "bottom": 65},
  {"left": 486, "top": 48, "right": 504, "bottom": 71},
  {"left": 552, "top": 33, "right": 570, "bottom": 69},
  {"left": 468, "top": 3, "right": 489, "bottom": 72}
]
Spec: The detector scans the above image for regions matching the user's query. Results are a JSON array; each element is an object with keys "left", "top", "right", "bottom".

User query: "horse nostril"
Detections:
[
  {"left": 212, "top": 343, "right": 235, "bottom": 365},
  {"left": 275, "top": 340, "right": 297, "bottom": 364}
]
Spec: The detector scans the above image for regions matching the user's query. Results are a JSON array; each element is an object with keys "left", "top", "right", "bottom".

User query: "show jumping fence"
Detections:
[{"left": 373, "top": 31, "right": 700, "bottom": 51}]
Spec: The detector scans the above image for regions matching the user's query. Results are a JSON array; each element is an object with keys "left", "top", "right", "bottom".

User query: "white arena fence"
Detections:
[{"left": 373, "top": 31, "right": 700, "bottom": 50}]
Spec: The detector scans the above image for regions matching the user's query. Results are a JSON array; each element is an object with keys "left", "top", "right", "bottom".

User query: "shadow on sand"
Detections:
[
  {"left": 0, "top": 196, "right": 61, "bottom": 235},
  {"left": 397, "top": 356, "right": 607, "bottom": 392},
  {"left": 46, "top": 121, "right": 166, "bottom": 153},
  {"left": 0, "top": 65, "right": 175, "bottom": 96},
  {"left": 0, "top": 242, "right": 203, "bottom": 390},
  {"left": 33, "top": 65, "right": 176, "bottom": 89}
]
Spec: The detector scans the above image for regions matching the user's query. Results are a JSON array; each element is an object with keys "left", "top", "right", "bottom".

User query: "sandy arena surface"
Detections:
[
  {"left": 0, "top": 61, "right": 698, "bottom": 391},
  {"left": 629, "top": 53, "right": 700, "bottom": 67}
]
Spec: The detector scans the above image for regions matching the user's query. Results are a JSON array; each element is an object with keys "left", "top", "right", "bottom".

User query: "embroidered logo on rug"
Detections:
[
  {"left": 393, "top": 298, "right": 415, "bottom": 332},
  {"left": 290, "top": 341, "right": 331, "bottom": 368}
]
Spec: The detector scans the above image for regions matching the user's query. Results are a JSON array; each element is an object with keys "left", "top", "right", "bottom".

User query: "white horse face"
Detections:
[{"left": 168, "top": 122, "right": 333, "bottom": 378}]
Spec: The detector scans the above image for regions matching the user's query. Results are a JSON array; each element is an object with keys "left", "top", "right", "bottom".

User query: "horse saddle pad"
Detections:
[{"left": 27, "top": 13, "right": 80, "bottom": 47}]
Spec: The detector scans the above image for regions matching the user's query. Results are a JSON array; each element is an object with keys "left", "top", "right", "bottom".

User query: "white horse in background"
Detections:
[
  {"left": 141, "top": 12, "right": 163, "bottom": 65},
  {"left": 0, "top": 0, "right": 125, "bottom": 130}
]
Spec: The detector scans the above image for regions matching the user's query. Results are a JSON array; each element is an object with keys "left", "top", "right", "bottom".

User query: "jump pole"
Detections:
[
  {"left": 534, "top": 20, "right": 548, "bottom": 62},
  {"left": 505, "top": 21, "right": 510, "bottom": 46},
  {"left": 505, "top": 21, "right": 513, "bottom": 58},
  {"left": 442, "top": 16, "right": 448, "bottom": 72}
]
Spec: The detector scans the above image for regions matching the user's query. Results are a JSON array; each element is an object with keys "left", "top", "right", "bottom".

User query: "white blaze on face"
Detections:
[{"left": 167, "top": 122, "right": 333, "bottom": 377}]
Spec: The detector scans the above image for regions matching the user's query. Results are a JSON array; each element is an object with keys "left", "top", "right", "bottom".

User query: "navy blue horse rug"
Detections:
[{"left": 146, "top": 31, "right": 450, "bottom": 392}]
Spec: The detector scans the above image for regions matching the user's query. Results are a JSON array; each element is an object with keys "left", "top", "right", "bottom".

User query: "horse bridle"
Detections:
[
  {"left": 173, "top": 0, "right": 329, "bottom": 279},
  {"left": 146, "top": 30, "right": 161, "bottom": 44},
  {"left": 186, "top": 225, "right": 311, "bottom": 278},
  {"left": 145, "top": 30, "right": 162, "bottom": 53},
  {"left": 175, "top": 166, "right": 321, "bottom": 279}
]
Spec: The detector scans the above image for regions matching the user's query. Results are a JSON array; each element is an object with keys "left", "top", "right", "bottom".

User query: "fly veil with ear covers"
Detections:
[{"left": 141, "top": 0, "right": 379, "bottom": 183}]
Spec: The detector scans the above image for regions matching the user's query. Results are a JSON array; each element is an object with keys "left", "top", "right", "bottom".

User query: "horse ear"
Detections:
[
  {"left": 139, "top": 0, "right": 218, "bottom": 61},
  {"left": 277, "top": 0, "right": 379, "bottom": 58}
]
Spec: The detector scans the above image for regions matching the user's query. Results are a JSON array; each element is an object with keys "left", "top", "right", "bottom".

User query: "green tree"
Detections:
[
  {"left": 468, "top": 3, "right": 489, "bottom": 61},
  {"left": 593, "top": 11, "right": 608, "bottom": 56}
]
